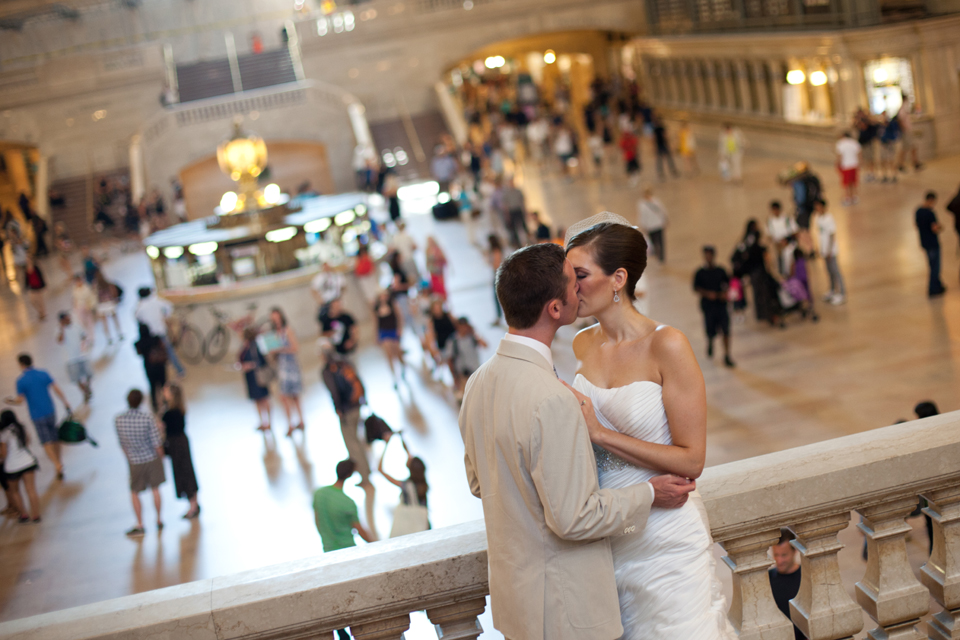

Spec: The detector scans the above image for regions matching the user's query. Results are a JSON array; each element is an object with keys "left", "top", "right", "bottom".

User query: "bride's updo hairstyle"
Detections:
[{"left": 566, "top": 222, "right": 648, "bottom": 301}]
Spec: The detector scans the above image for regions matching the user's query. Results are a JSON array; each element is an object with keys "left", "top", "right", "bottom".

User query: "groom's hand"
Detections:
[{"left": 649, "top": 475, "right": 696, "bottom": 509}]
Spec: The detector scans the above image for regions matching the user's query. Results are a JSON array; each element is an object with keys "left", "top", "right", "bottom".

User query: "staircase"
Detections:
[
  {"left": 175, "top": 59, "right": 235, "bottom": 103},
  {"left": 236, "top": 49, "right": 297, "bottom": 92},
  {"left": 175, "top": 49, "right": 298, "bottom": 104},
  {"left": 48, "top": 176, "right": 92, "bottom": 247}
]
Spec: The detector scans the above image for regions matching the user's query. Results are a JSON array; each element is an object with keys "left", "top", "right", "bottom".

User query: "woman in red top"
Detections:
[
  {"left": 354, "top": 244, "right": 378, "bottom": 304},
  {"left": 23, "top": 257, "right": 46, "bottom": 320}
]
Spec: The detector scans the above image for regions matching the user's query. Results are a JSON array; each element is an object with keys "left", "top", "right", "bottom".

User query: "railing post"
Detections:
[
  {"left": 350, "top": 614, "right": 411, "bottom": 640},
  {"left": 921, "top": 484, "right": 960, "bottom": 640},
  {"left": 720, "top": 529, "right": 795, "bottom": 639},
  {"left": 427, "top": 597, "right": 486, "bottom": 639},
  {"left": 855, "top": 497, "right": 930, "bottom": 639},
  {"left": 789, "top": 513, "right": 864, "bottom": 640}
]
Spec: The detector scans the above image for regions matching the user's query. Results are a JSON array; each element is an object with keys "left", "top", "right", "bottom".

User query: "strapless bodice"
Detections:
[{"left": 574, "top": 374, "right": 670, "bottom": 484}]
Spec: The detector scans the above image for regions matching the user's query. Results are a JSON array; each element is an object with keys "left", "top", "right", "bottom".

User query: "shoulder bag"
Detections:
[{"left": 389, "top": 482, "right": 429, "bottom": 538}]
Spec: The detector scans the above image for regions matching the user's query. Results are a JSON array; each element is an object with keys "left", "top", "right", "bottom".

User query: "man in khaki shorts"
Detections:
[{"left": 115, "top": 389, "right": 165, "bottom": 537}]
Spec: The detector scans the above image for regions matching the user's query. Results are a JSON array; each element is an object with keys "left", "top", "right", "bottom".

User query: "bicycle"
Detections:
[
  {"left": 169, "top": 303, "right": 272, "bottom": 365},
  {"left": 168, "top": 305, "right": 204, "bottom": 365}
]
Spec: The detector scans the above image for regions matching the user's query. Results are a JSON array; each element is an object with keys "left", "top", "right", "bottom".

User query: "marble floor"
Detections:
[{"left": 0, "top": 145, "right": 957, "bottom": 638}]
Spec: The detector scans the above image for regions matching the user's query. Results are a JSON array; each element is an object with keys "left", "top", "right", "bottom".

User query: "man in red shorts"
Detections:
[{"left": 835, "top": 131, "right": 861, "bottom": 206}]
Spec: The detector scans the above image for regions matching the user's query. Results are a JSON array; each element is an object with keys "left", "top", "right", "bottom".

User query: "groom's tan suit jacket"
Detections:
[{"left": 459, "top": 338, "right": 653, "bottom": 640}]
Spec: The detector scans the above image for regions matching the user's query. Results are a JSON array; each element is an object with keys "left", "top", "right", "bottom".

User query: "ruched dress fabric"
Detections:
[{"left": 574, "top": 373, "right": 737, "bottom": 640}]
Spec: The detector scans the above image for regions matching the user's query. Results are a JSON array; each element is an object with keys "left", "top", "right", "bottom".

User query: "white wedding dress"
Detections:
[{"left": 575, "top": 371, "right": 736, "bottom": 639}]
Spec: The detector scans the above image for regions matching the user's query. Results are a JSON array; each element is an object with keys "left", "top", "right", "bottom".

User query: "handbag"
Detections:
[
  {"left": 58, "top": 413, "right": 99, "bottom": 447},
  {"left": 255, "top": 364, "right": 276, "bottom": 387},
  {"left": 389, "top": 483, "right": 429, "bottom": 538}
]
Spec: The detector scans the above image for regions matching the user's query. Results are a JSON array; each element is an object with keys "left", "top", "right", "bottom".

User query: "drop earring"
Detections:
[{"left": 613, "top": 290, "right": 621, "bottom": 303}]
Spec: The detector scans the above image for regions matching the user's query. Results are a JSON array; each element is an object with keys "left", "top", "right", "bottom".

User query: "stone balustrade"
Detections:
[{"left": 3, "top": 411, "right": 958, "bottom": 640}]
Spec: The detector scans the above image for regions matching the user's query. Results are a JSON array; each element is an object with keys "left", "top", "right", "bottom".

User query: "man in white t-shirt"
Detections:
[
  {"left": 310, "top": 263, "right": 345, "bottom": 309},
  {"left": 814, "top": 199, "right": 845, "bottom": 305},
  {"left": 767, "top": 201, "right": 799, "bottom": 277},
  {"left": 134, "top": 288, "right": 185, "bottom": 376},
  {"left": 835, "top": 132, "right": 862, "bottom": 206}
]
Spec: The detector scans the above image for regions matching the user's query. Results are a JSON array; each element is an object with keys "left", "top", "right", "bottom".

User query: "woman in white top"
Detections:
[
  {"left": 0, "top": 410, "right": 41, "bottom": 523},
  {"left": 564, "top": 213, "right": 735, "bottom": 639}
]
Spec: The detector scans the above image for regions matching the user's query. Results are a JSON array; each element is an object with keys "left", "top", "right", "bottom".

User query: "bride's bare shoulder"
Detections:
[{"left": 572, "top": 323, "right": 601, "bottom": 359}]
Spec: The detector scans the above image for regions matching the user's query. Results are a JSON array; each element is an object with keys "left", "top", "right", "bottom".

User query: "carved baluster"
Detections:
[
  {"left": 350, "top": 614, "right": 411, "bottom": 640},
  {"left": 719, "top": 529, "right": 794, "bottom": 639},
  {"left": 789, "top": 513, "right": 864, "bottom": 640},
  {"left": 855, "top": 497, "right": 930, "bottom": 639},
  {"left": 921, "top": 484, "right": 960, "bottom": 640},
  {"left": 427, "top": 597, "right": 486, "bottom": 639}
]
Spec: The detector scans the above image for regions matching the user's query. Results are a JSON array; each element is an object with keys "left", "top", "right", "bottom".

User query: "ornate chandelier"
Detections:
[{"left": 216, "top": 120, "right": 267, "bottom": 213}]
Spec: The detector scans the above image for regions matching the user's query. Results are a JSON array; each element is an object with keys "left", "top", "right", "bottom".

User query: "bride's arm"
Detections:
[{"left": 584, "top": 329, "right": 707, "bottom": 480}]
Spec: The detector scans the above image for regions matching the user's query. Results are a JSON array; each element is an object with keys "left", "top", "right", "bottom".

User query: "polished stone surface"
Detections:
[{"left": 0, "top": 146, "right": 957, "bottom": 637}]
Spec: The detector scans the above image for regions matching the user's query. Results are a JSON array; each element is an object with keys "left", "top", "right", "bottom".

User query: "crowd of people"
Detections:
[{"left": 0, "top": 66, "right": 957, "bottom": 624}]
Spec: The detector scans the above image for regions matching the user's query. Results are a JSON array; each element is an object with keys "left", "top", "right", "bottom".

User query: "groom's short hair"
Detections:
[{"left": 496, "top": 243, "right": 567, "bottom": 330}]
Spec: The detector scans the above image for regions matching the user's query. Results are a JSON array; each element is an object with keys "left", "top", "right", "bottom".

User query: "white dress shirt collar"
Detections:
[{"left": 502, "top": 333, "right": 554, "bottom": 369}]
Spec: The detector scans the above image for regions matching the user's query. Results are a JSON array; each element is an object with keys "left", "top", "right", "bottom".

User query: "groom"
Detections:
[{"left": 459, "top": 243, "right": 695, "bottom": 640}]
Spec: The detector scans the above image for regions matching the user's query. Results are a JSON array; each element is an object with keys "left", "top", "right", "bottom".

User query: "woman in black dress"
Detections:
[
  {"left": 735, "top": 220, "right": 784, "bottom": 327},
  {"left": 161, "top": 383, "right": 199, "bottom": 519},
  {"left": 424, "top": 297, "right": 458, "bottom": 390},
  {"left": 238, "top": 327, "right": 272, "bottom": 432}
]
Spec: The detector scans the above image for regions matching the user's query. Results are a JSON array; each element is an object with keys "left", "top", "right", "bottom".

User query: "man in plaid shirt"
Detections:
[{"left": 115, "top": 388, "right": 165, "bottom": 537}]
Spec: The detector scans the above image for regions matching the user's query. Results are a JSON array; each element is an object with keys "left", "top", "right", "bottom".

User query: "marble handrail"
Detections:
[{"left": 3, "top": 411, "right": 959, "bottom": 639}]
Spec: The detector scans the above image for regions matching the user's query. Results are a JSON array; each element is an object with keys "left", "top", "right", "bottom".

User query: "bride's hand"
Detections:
[{"left": 561, "top": 381, "right": 604, "bottom": 443}]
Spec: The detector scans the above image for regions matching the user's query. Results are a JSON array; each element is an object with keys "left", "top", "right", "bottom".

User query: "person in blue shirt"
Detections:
[{"left": 4, "top": 354, "right": 71, "bottom": 480}]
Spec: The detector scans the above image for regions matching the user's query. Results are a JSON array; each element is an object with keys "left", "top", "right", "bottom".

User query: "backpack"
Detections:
[
  {"left": 328, "top": 361, "right": 363, "bottom": 407},
  {"left": 802, "top": 174, "right": 822, "bottom": 208}
]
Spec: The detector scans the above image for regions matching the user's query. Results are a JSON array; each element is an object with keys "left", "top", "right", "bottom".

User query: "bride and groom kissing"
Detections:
[{"left": 459, "top": 213, "right": 736, "bottom": 639}]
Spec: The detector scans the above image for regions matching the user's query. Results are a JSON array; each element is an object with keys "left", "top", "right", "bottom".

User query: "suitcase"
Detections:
[{"left": 432, "top": 200, "right": 459, "bottom": 221}]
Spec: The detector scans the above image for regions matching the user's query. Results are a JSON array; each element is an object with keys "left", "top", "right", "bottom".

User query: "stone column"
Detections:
[
  {"left": 351, "top": 614, "right": 411, "bottom": 640},
  {"left": 427, "top": 597, "right": 486, "bottom": 639},
  {"left": 855, "top": 497, "right": 930, "bottom": 639},
  {"left": 705, "top": 61, "right": 721, "bottom": 109},
  {"left": 768, "top": 61, "right": 784, "bottom": 117},
  {"left": 671, "top": 60, "right": 687, "bottom": 104},
  {"left": 735, "top": 60, "right": 754, "bottom": 112},
  {"left": 129, "top": 134, "right": 146, "bottom": 205},
  {"left": 720, "top": 529, "right": 795, "bottom": 640},
  {"left": 789, "top": 513, "right": 864, "bottom": 640},
  {"left": 645, "top": 59, "right": 662, "bottom": 101},
  {"left": 752, "top": 60, "right": 771, "bottom": 115},
  {"left": 719, "top": 61, "right": 737, "bottom": 110},
  {"left": 666, "top": 60, "right": 680, "bottom": 104},
  {"left": 688, "top": 60, "right": 709, "bottom": 107},
  {"left": 921, "top": 484, "right": 960, "bottom": 640}
]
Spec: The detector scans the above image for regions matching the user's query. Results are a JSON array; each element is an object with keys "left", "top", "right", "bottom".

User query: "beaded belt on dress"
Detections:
[{"left": 593, "top": 445, "right": 633, "bottom": 474}]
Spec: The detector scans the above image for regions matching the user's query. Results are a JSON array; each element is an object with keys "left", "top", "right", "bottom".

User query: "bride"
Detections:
[{"left": 565, "top": 213, "right": 736, "bottom": 639}]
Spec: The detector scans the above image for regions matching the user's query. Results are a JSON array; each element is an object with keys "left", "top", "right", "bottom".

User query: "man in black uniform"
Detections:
[
  {"left": 769, "top": 532, "right": 803, "bottom": 640},
  {"left": 693, "top": 246, "right": 734, "bottom": 367}
]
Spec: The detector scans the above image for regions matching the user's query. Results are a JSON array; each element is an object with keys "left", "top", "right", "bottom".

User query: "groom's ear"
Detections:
[{"left": 545, "top": 298, "right": 563, "bottom": 321}]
